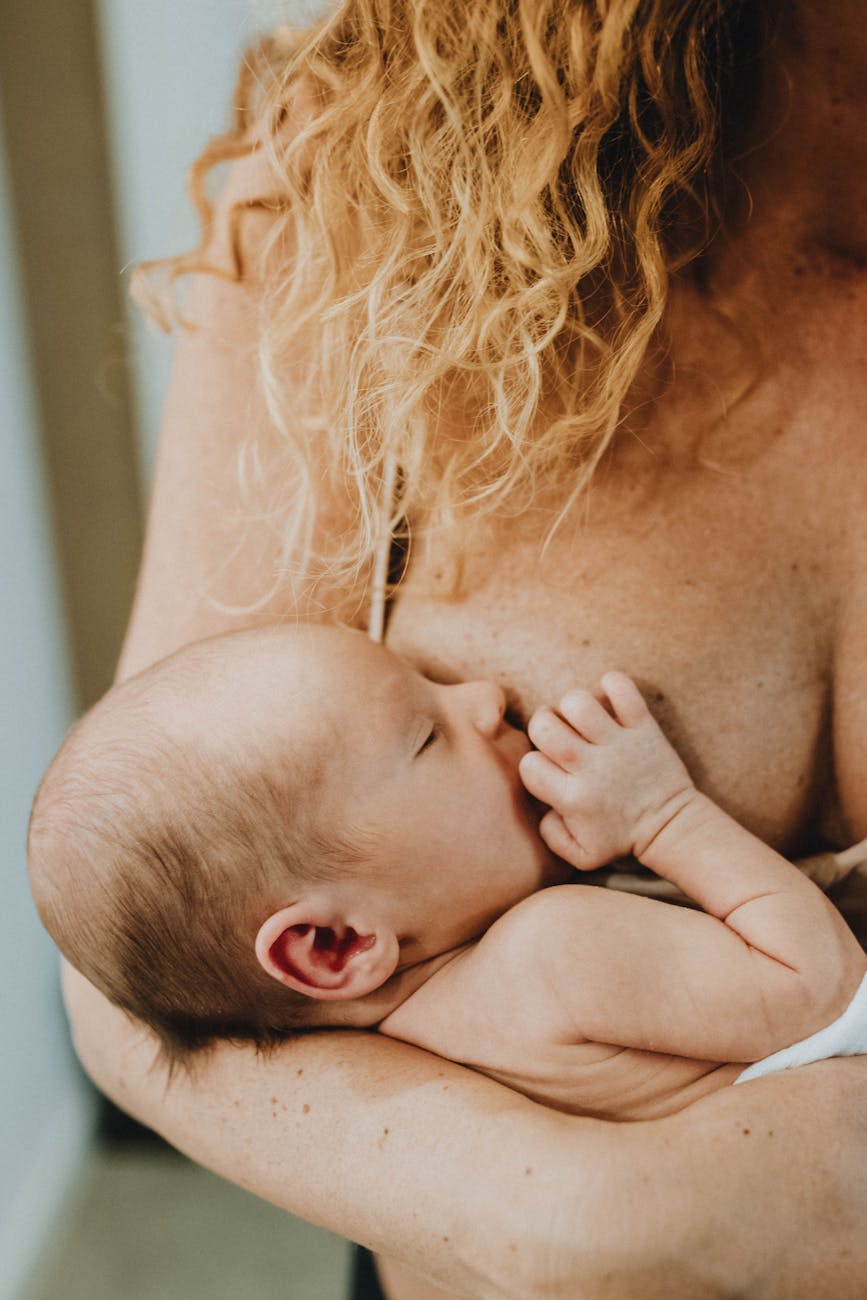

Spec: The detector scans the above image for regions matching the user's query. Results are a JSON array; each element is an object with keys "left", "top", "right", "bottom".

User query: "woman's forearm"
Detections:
[
  {"left": 644, "top": 1058, "right": 867, "bottom": 1300},
  {"left": 63, "top": 962, "right": 867, "bottom": 1299},
  {"left": 63, "top": 963, "right": 644, "bottom": 1297}
]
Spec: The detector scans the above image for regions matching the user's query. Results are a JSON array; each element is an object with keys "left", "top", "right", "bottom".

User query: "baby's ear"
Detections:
[{"left": 254, "top": 903, "right": 399, "bottom": 1001}]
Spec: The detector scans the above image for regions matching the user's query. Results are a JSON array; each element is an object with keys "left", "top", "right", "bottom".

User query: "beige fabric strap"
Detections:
[
  {"left": 368, "top": 452, "right": 399, "bottom": 644},
  {"left": 595, "top": 837, "right": 867, "bottom": 906}
]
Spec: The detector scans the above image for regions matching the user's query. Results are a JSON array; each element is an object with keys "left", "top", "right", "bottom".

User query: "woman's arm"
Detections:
[
  {"left": 60, "top": 965, "right": 647, "bottom": 1296},
  {"left": 116, "top": 173, "right": 318, "bottom": 674},
  {"left": 64, "top": 963, "right": 867, "bottom": 1299}
]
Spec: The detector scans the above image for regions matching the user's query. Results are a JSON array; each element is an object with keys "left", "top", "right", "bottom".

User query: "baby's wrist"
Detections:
[{"left": 631, "top": 784, "right": 704, "bottom": 865}]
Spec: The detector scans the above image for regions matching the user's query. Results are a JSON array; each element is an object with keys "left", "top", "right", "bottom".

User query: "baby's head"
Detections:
[{"left": 28, "top": 625, "right": 560, "bottom": 1062}]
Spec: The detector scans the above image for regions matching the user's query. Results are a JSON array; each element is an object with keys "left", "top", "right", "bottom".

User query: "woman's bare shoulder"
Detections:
[{"left": 119, "top": 132, "right": 351, "bottom": 675}]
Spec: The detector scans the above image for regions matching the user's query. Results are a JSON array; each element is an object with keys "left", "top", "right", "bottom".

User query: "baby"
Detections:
[{"left": 28, "top": 624, "right": 867, "bottom": 1120}]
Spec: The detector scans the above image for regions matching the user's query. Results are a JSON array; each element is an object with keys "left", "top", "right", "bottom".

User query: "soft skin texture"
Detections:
[
  {"left": 63, "top": 9, "right": 867, "bottom": 1300},
  {"left": 380, "top": 676, "right": 866, "bottom": 1122}
]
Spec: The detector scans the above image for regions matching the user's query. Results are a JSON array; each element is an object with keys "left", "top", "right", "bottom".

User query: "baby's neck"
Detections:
[{"left": 307, "top": 946, "right": 473, "bottom": 1030}]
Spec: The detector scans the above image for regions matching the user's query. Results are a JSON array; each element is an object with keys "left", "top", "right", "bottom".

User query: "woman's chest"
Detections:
[{"left": 387, "top": 465, "right": 838, "bottom": 851}]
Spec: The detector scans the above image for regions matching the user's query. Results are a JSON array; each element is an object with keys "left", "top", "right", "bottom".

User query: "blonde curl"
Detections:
[{"left": 133, "top": 0, "right": 769, "bottom": 613}]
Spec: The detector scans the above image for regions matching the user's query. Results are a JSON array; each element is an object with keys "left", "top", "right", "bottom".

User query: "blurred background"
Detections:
[{"left": 0, "top": 0, "right": 352, "bottom": 1295}]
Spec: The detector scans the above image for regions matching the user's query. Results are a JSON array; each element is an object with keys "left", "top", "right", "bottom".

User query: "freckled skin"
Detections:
[{"left": 388, "top": 458, "right": 839, "bottom": 856}]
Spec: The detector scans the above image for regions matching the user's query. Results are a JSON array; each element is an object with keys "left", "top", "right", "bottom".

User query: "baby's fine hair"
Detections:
[{"left": 27, "top": 638, "right": 359, "bottom": 1066}]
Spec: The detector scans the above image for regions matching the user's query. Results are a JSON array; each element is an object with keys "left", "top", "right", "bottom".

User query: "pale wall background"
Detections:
[
  {"left": 0, "top": 2, "right": 332, "bottom": 1296},
  {"left": 97, "top": 0, "right": 331, "bottom": 477},
  {"left": 0, "top": 113, "right": 92, "bottom": 1300}
]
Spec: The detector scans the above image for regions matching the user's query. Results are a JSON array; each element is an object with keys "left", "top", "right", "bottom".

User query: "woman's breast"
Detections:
[{"left": 386, "top": 467, "right": 835, "bottom": 853}]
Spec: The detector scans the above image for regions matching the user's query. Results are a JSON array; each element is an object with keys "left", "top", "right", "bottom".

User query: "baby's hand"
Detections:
[{"left": 518, "top": 673, "right": 695, "bottom": 871}]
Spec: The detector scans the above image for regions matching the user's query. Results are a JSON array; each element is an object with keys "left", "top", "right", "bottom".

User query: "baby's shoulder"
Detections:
[
  {"left": 425, "top": 888, "right": 613, "bottom": 1028},
  {"left": 380, "top": 889, "right": 607, "bottom": 1064},
  {"left": 478, "top": 882, "right": 629, "bottom": 957}
]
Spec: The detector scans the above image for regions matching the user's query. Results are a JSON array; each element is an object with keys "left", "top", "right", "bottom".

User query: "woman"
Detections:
[{"left": 63, "top": 1, "right": 867, "bottom": 1295}]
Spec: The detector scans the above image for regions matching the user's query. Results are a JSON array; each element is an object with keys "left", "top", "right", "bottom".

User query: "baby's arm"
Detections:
[{"left": 518, "top": 674, "right": 867, "bottom": 1061}]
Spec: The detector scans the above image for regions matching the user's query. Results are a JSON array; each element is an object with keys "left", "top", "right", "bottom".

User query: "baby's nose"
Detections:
[{"left": 461, "top": 680, "right": 506, "bottom": 736}]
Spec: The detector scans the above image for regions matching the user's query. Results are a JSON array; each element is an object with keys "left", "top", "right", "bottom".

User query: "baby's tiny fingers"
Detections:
[
  {"left": 527, "top": 707, "right": 584, "bottom": 770},
  {"left": 538, "top": 811, "right": 595, "bottom": 870},
  {"left": 559, "top": 689, "right": 617, "bottom": 743},
  {"left": 600, "top": 672, "right": 650, "bottom": 728},
  {"left": 519, "top": 749, "right": 573, "bottom": 806}
]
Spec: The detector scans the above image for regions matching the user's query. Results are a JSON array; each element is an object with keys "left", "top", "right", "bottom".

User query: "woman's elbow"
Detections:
[{"left": 61, "top": 961, "right": 154, "bottom": 1113}]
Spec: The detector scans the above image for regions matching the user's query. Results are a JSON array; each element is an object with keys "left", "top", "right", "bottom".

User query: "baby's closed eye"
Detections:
[{"left": 415, "top": 725, "right": 442, "bottom": 756}]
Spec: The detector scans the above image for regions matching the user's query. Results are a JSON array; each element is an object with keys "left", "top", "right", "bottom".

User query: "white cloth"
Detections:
[{"left": 735, "top": 969, "right": 867, "bottom": 1084}]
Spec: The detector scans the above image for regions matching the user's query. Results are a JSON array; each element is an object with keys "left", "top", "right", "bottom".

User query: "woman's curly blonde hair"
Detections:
[{"left": 134, "top": 0, "right": 770, "bottom": 616}]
